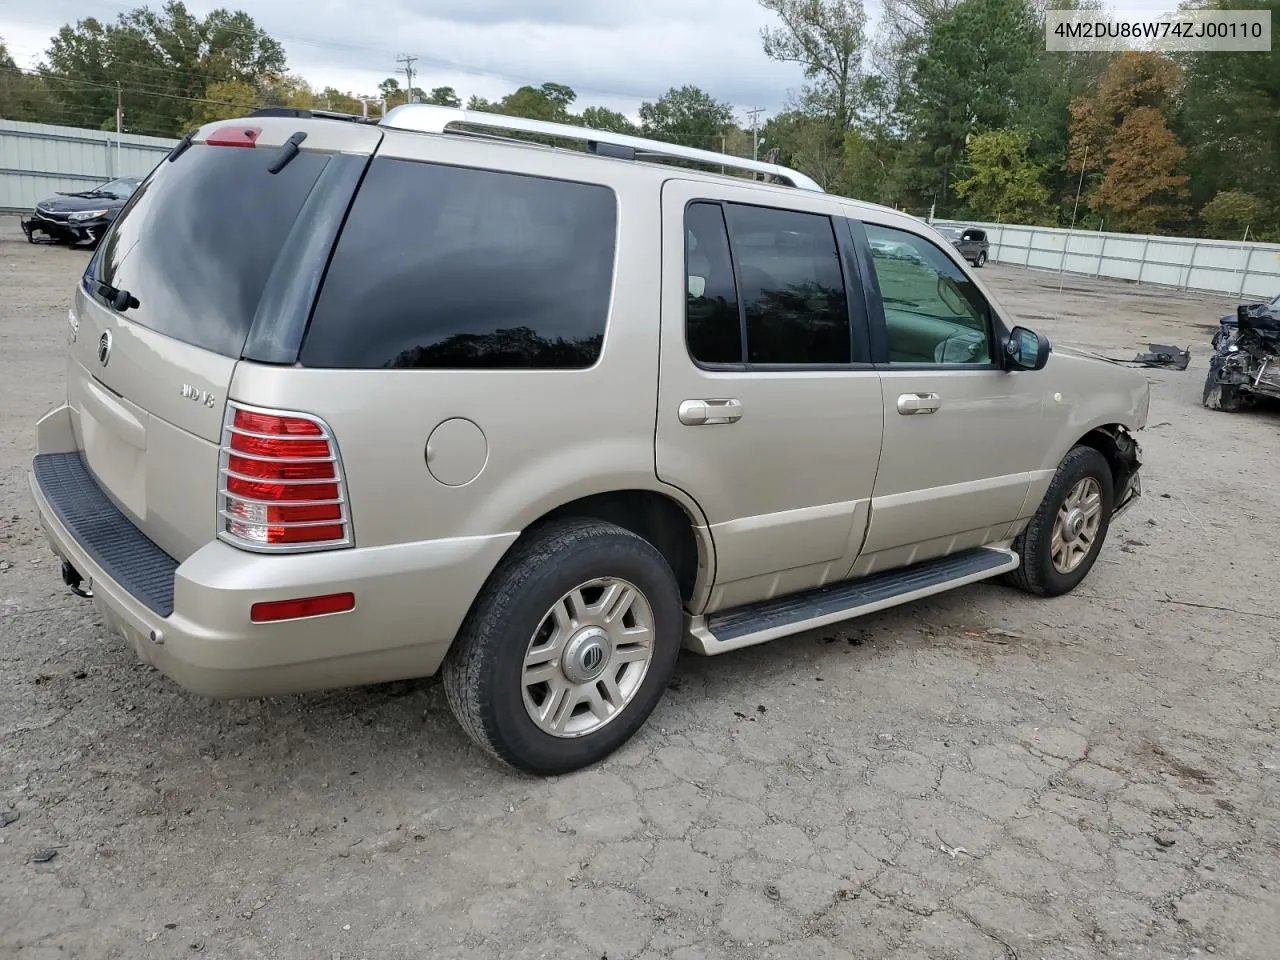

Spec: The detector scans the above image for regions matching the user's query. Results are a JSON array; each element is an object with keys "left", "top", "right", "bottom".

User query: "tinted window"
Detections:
[
  {"left": 302, "top": 159, "right": 617, "bottom": 369},
  {"left": 864, "top": 223, "right": 993, "bottom": 365},
  {"left": 685, "top": 202, "right": 743, "bottom": 364},
  {"left": 724, "top": 204, "right": 851, "bottom": 365},
  {"left": 91, "top": 145, "right": 329, "bottom": 357}
]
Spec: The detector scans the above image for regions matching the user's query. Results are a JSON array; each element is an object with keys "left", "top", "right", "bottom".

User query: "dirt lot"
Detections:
[{"left": 2, "top": 219, "right": 1278, "bottom": 960}]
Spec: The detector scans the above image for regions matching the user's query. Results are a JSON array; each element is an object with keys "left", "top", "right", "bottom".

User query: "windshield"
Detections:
[{"left": 95, "top": 178, "right": 141, "bottom": 199}]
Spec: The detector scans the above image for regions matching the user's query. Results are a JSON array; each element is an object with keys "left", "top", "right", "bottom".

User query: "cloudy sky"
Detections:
[{"left": 1, "top": 0, "right": 1179, "bottom": 121}]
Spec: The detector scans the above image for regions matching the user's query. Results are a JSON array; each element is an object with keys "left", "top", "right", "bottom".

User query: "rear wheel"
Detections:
[
  {"left": 975, "top": 251, "right": 988, "bottom": 267},
  {"left": 1006, "top": 446, "right": 1114, "bottom": 597},
  {"left": 443, "top": 519, "right": 682, "bottom": 775}
]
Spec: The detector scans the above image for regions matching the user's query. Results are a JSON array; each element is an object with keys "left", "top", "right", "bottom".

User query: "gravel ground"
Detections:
[{"left": 2, "top": 218, "right": 1278, "bottom": 960}]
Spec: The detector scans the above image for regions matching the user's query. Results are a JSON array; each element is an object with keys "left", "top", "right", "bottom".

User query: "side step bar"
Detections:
[{"left": 686, "top": 546, "right": 1020, "bottom": 655}]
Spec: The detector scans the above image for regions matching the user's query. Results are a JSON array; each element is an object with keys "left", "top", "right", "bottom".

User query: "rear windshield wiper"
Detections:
[
  {"left": 267, "top": 131, "right": 308, "bottom": 174},
  {"left": 96, "top": 280, "right": 139, "bottom": 313}
]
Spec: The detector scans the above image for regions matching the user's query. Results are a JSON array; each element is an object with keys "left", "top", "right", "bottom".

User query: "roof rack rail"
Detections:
[
  {"left": 378, "top": 104, "right": 823, "bottom": 192},
  {"left": 246, "top": 107, "right": 379, "bottom": 125}
]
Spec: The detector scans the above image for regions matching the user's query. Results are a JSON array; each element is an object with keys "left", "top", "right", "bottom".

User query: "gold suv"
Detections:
[{"left": 29, "top": 106, "right": 1147, "bottom": 774}]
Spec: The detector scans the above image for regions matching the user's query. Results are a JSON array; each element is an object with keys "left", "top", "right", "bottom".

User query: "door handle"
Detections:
[
  {"left": 679, "top": 398, "right": 743, "bottom": 426},
  {"left": 896, "top": 392, "right": 942, "bottom": 415}
]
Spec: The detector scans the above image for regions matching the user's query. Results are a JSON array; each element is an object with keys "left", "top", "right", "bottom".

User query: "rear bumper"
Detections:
[{"left": 29, "top": 406, "right": 516, "bottom": 697}]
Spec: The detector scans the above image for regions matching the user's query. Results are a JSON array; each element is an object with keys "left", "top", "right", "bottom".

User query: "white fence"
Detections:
[
  {"left": 0, "top": 119, "right": 177, "bottom": 212},
  {"left": 934, "top": 219, "right": 1280, "bottom": 300}
]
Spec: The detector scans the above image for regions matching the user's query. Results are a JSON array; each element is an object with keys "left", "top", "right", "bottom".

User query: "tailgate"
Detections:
[{"left": 65, "top": 117, "right": 380, "bottom": 562}]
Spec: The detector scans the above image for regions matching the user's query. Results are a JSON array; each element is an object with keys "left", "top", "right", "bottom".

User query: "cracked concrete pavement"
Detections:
[{"left": 2, "top": 224, "right": 1278, "bottom": 959}]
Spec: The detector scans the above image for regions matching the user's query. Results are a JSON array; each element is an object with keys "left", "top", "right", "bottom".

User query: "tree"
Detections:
[
  {"left": 184, "top": 78, "right": 257, "bottom": 126},
  {"left": 1, "top": 37, "right": 56, "bottom": 123},
  {"left": 639, "top": 85, "right": 735, "bottom": 149},
  {"left": 952, "top": 127, "right": 1050, "bottom": 223},
  {"left": 907, "top": 0, "right": 1040, "bottom": 210},
  {"left": 1088, "top": 107, "right": 1189, "bottom": 232},
  {"left": 579, "top": 105, "right": 637, "bottom": 134},
  {"left": 426, "top": 86, "right": 461, "bottom": 107},
  {"left": 1068, "top": 52, "right": 1181, "bottom": 171},
  {"left": 759, "top": 0, "right": 869, "bottom": 129},
  {"left": 40, "top": 2, "right": 285, "bottom": 137},
  {"left": 1178, "top": 0, "right": 1280, "bottom": 229},
  {"left": 1199, "top": 190, "right": 1264, "bottom": 241},
  {"left": 491, "top": 82, "right": 577, "bottom": 123}
]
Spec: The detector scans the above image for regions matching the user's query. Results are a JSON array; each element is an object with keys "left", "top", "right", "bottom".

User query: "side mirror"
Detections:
[{"left": 1005, "top": 326, "right": 1051, "bottom": 371}]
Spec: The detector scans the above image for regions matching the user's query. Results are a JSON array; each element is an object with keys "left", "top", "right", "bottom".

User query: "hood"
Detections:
[{"left": 35, "top": 192, "right": 129, "bottom": 214}]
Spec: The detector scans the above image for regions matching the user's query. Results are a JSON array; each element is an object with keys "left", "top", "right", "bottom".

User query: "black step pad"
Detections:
[
  {"left": 707, "top": 547, "right": 1013, "bottom": 643},
  {"left": 33, "top": 453, "right": 178, "bottom": 617}
]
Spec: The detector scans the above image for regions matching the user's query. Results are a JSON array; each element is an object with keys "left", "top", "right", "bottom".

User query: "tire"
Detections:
[
  {"left": 1005, "top": 446, "right": 1114, "bottom": 597},
  {"left": 1202, "top": 363, "right": 1244, "bottom": 412},
  {"left": 975, "top": 251, "right": 987, "bottom": 267},
  {"left": 443, "top": 518, "right": 682, "bottom": 776}
]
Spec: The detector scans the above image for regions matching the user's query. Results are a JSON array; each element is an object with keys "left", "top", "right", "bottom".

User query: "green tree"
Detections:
[
  {"left": 40, "top": 2, "right": 284, "bottom": 136},
  {"left": 1178, "top": 0, "right": 1280, "bottom": 231},
  {"left": 579, "top": 105, "right": 637, "bottom": 134},
  {"left": 639, "top": 85, "right": 735, "bottom": 149},
  {"left": 952, "top": 127, "right": 1050, "bottom": 223},
  {"left": 1, "top": 37, "right": 56, "bottom": 122},
  {"left": 759, "top": 0, "right": 869, "bottom": 129},
  {"left": 426, "top": 85, "right": 461, "bottom": 107},
  {"left": 491, "top": 82, "right": 577, "bottom": 123},
  {"left": 1199, "top": 190, "right": 1266, "bottom": 240},
  {"left": 906, "top": 0, "right": 1040, "bottom": 210}
]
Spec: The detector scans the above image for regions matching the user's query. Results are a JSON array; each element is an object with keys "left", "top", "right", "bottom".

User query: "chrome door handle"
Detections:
[
  {"left": 896, "top": 392, "right": 942, "bottom": 415},
  {"left": 678, "top": 398, "right": 744, "bottom": 426}
]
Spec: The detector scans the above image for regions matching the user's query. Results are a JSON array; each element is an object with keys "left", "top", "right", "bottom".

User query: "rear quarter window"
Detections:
[{"left": 300, "top": 158, "right": 618, "bottom": 370}]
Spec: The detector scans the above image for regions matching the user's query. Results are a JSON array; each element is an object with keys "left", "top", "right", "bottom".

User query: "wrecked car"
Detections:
[
  {"left": 1203, "top": 291, "right": 1280, "bottom": 411},
  {"left": 20, "top": 176, "right": 141, "bottom": 247}
]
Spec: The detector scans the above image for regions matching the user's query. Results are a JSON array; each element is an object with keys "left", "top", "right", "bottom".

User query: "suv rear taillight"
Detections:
[{"left": 218, "top": 402, "right": 353, "bottom": 552}]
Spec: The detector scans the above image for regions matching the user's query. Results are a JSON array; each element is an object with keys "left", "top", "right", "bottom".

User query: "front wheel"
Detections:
[
  {"left": 975, "top": 251, "right": 988, "bottom": 267},
  {"left": 443, "top": 519, "right": 682, "bottom": 775},
  {"left": 1005, "top": 446, "right": 1114, "bottom": 597}
]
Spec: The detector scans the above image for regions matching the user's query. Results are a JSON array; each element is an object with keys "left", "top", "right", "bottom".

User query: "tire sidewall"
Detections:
[
  {"left": 475, "top": 529, "right": 681, "bottom": 774},
  {"left": 1029, "top": 448, "right": 1115, "bottom": 596}
]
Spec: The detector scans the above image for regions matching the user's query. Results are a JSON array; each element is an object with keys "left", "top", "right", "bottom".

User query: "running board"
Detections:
[{"left": 686, "top": 547, "right": 1019, "bottom": 655}]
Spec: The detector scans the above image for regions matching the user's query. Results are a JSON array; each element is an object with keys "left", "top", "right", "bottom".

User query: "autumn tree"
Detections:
[
  {"left": 1067, "top": 51, "right": 1181, "bottom": 170},
  {"left": 952, "top": 127, "right": 1050, "bottom": 223},
  {"left": 1088, "top": 108, "right": 1188, "bottom": 232}
]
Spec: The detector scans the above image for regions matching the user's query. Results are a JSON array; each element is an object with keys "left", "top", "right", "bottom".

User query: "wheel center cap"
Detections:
[
  {"left": 562, "top": 626, "right": 611, "bottom": 684},
  {"left": 1065, "top": 508, "right": 1085, "bottom": 540}
]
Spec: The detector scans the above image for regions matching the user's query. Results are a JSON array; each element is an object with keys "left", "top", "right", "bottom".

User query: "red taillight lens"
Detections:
[
  {"left": 219, "top": 403, "right": 351, "bottom": 551},
  {"left": 250, "top": 592, "right": 355, "bottom": 623}
]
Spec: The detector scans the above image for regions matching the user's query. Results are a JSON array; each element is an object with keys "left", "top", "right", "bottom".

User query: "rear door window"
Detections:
[
  {"left": 300, "top": 158, "right": 618, "bottom": 369},
  {"left": 90, "top": 144, "right": 330, "bottom": 358}
]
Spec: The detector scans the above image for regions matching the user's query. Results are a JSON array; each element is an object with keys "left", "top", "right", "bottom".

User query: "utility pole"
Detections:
[
  {"left": 745, "top": 106, "right": 764, "bottom": 161},
  {"left": 395, "top": 54, "right": 419, "bottom": 104},
  {"left": 115, "top": 82, "right": 123, "bottom": 177}
]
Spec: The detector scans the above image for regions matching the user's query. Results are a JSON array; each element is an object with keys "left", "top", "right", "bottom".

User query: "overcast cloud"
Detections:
[{"left": 0, "top": 0, "right": 836, "bottom": 120}]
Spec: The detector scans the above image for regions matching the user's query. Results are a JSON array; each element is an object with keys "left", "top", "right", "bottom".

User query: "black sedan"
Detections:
[{"left": 21, "top": 177, "right": 141, "bottom": 247}]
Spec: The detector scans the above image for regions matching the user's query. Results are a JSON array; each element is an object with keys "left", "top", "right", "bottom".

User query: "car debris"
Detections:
[
  {"left": 1203, "top": 292, "right": 1280, "bottom": 411},
  {"left": 1132, "top": 343, "right": 1191, "bottom": 370}
]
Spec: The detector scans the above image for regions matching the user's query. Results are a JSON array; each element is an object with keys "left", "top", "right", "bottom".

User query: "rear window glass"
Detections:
[
  {"left": 90, "top": 144, "right": 328, "bottom": 357},
  {"left": 300, "top": 158, "right": 617, "bottom": 370}
]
